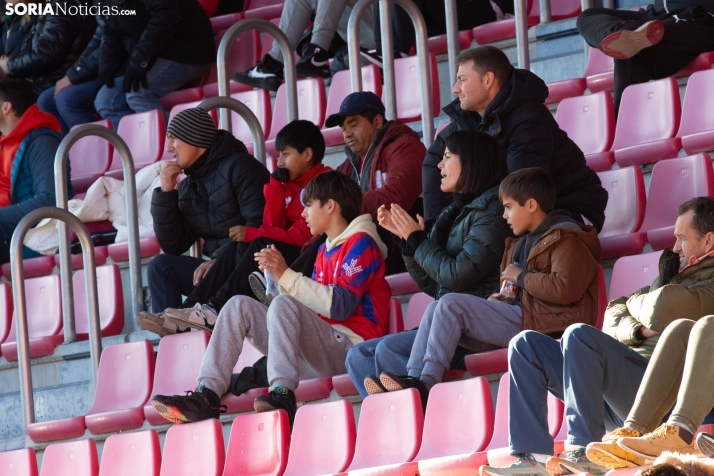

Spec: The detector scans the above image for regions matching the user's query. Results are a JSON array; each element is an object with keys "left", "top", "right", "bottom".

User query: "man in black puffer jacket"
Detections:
[
  {"left": 422, "top": 46, "right": 608, "bottom": 232},
  {"left": 146, "top": 108, "right": 269, "bottom": 326}
]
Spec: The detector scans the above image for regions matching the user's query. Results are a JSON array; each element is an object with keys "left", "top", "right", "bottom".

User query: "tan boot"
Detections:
[
  {"left": 617, "top": 424, "right": 695, "bottom": 460},
  {"left": 586, "top": 427, "right": 645, "bottom": 469}
]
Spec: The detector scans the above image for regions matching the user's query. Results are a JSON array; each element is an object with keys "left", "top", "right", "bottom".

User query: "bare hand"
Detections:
[
  {"left": 229, "top": 225, "right": 246, "bottom": 242},
  {"left": 193, "top": 259, "right": 215, "bottom": 285},
  {"left": 501, "top": 264, "right": 523, "bottom": 284},
  {"left": 487, "top": 292, "right": 505, "bottom": 302},
  {"left": 0, "top": 56, "right": 9, "bottom": 75},
  {"left": 641, "top": 326, "right": 660, "bottom": 338},
  {"left": 54, "top": 76, "right": 72, "bottom": 98},
  {"left": 377, "top": 205, "right": 400, "bottom": 237},
  {"left": 160, "top": 161, "right": 182, "bottom": 192},
  {"left": 254, "top": 244, "right": 288, "bottom": 279},
  {"left": 390, "top": 203, "right": 425, "bottom": 240}
]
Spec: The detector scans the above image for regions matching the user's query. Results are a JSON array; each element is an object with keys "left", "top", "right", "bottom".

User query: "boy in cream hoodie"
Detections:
[{"left": 151, "top": 171, "right": 391, "bottom": 425}]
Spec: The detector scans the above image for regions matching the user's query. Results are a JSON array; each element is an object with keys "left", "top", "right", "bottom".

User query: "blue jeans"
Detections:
[
  {"left": 94, "top": 58, "right": 210, "bottom": 128},
  {"left": 146, "top": 253, "right": 205, "bottom": 313},
  {"left": 508, "top": 324, "right": 649, "bottom": 455},
  {"left": 38, "top": 80, "right": 99, "bottom": 134}
]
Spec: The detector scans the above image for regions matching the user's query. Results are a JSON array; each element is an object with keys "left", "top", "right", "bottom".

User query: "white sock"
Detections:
[
  {"left": 531, "top": 453, "right": 551, "bottom": 464},
  {"left": 564, "top": 443, "right": 586, "bottom": 452}
]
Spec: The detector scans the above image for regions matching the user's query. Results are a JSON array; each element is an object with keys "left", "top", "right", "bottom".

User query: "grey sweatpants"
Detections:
[
  {"left": 197, "top": 294, "right": 353, "bottom": 395},
  {"left": 407, "top": 293, "right": 523, "bottom": 382}
]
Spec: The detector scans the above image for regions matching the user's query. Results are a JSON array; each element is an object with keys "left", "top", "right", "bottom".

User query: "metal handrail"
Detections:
[
  {"left": 12, "top": 207, "right": 102, "bottom": 429},
  {"left": 198, "top": 96, "right": 267, "bottom": 166},
  {"left": 444, "top": 0, "right": 459, "bottom": 88},
  {"left": 347, "top": 0, "right": 434, "bottom": 147},
  {"left": 515, "top": 0, "right": 530, "bottom": 69},
  {"left": 216, "top": 18, "right": 298, "bottom": 132},
  {"left": 540, "top": 0, "right": 552, "bottom": 23},
  {"left": 55, "top": 125, "right": 143, "bottom": 331}
]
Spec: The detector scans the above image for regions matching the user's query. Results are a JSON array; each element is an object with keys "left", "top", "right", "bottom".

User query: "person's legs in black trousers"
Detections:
[
  {"left": 146, "top": 253, "right": 205, "bottom": 312},
  {"left": 181, "top": 241, "right": 248, "bottom": 309}
]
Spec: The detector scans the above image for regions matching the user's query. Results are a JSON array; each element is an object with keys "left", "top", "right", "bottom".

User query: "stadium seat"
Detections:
[
  {"left": 555, "top": 92, "right": 615, "bottom": 171},
  {"left": 388, "top": 296, "right": 405, "bottom": 335},
  {"left": 594, "top": 265, "right": 608, "bottom": 330},
  {"left": 264, "top": 77, "right": 327, "bottom": 157},
  {"left": 338, "top": 388, "right": 424, "bottom": 475},
  {"left": 611, "top": 77, "right": 682, "bottom": 168},
  {"left": 1, "top": 275, "right": 63, "bottom": 362},
  {"left": 404, "top": 292, "right": 435, "bottom": 330},
  {"left": 415, "top": 377, "right": 494, "bottom": 475},
  {"left": 40, "top": 440, "right": 98, "bottom": 476},
  {"left": 160, "top": 419, "right": 225, "bottom": 476},
  {"left": 609, "top": 250, "right": 663, "bottom": 301},
  {"left": 385, "top": 272, "right": 420, "bottom": 295},
  {"left": 106, "top": 235, "right": 162, "bottom": 262},
  {"left": 203, "top": 29, "right": 261, "bottom": 98},
  {"left": 677, "top": 69, "right": 714, "bottom": 155},
  {"left": 322, "top": 65, "right": 382, "bottom": 146},
  {"left": 229, "top": 88, "right": 273, "bottom": 154},
  {"left": 2, "top": 255, "right": 55, "bottom": 280},
  {"left": 673, "top": 51, "right": 714, "bottom": 78},
  {"left": 161, "top": 101, "right": 219, "bottom": 161},
  {"left": 223, "top": 410, "right": 290, "bottom": 476},
  {"left": 244, "top": 0, "right": 283, "bottom": 20},
  {"left": 158, "top": 84, "right": 204, "bottom": 112},
  {"left": 546, "top": 76, "right": 586, "bottom": 105},
  {"left": 472, "top": 0, "right": 536, "bottom": 44},
  {"left": 423, "top": 30, "right": 474, "bottom": 55},
  {"left": 585, "top": 47, "right": 615, "bottom": 93},
  {"left": 106, "top": 110, "right": 166, "bottom": 179},
  {"left": 390, "top": 53, "right": 440, "bottom": 123},
  {"left": 68, "top": 119, "right": 113, "bottom": 194},
  {"left": 435, "top": 121, "right": 451, "bottom": 136},
  {"left": 221, "top": 338, "right": 269, "bottom": 413},
  {"left": 209, "top": 12, "right": 243, "bottom": 34},
  {"left": 597, "top": 166, "right": 647, "bottom": 259},
  {"left": 53, "top": 245, "right": 109, "bottom": 270},
  {"left": 73, "top": 264, "right": 124, "bottom": 339},
  {"left": 0, "top": 448, "right": 38, "bottom": 476},
  {"left": 640, "top": 153, "right": 714, "bottom": 250},
  {"left": 99, "top": 430, "right": 161, "bottom": 476},
  {"left": 0, "top": 283, "right": 13, "bottom": 348},
  {"left": 144, "top": 330, "right": 210, "bottom": 425}
]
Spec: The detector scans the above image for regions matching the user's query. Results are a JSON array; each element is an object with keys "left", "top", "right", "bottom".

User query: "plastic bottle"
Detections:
[{"left": 264, "top": 244, "right": 280, "bottom": 299}]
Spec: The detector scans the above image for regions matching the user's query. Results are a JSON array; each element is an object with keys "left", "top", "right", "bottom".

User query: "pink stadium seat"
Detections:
[
  {"left": 555, "top": 92, "right": 615, "bottom": 171},
  {"left": 385, "top": 272, "right": 420, "bottom": 295},
  {"left": 0, "top": 448, "right": 38, "bottom": 476},
  {"left": 640, "top": 153, "right": 714, "bottom": 250},
  {"left": 69, "top": 119, "right": 113, "bottom": 193},
  {"left": 597, "top": 166, "right": 647, "bottom": 259},
  {"left": 162, "top": 101, "right": 219, "bottom": 161},
  {"left": 106, "top": 110, "right": 166, "bottom": 179},
  {"left": 144, "top": 330, "right": 210, "bottom": 425},
  {"left": 229, "top": 89, "right": 273, "bottom": 153},
  {"left": 209, "top": 12, "right": 243, "bottom": 34},
  {"left": 416, "top": 377, "right": 494, "bottom": 475},
  {"left": 585, "top": 47, "right": 615, "bottom": 93},
  {"left": 472, "top": 0, "right": 536, "bottom": 44},
  {"left": 160, "top": 419, "right": 225, "bottom": 476},
  {"left": 673, "top": 51, "right": 714, "bottom": 79},
  {"left": 264, "top": 77, "right": 327, "bottom": 157},
  {"left": 546, "top": 77, "right": 586, "bottom": 105},
  {"left": 0, "top": 283, "right": 13, "bottom": 348},
  {"left": 595, "top": 266, "right": 608, "bottom": 330},
  {"left": 283, "top": 400, "right": 356, "bottom": 475},
  {"left": 424, "top": 30, "right": 474, "bottom": 55},
  {"left": 203, "top": 29, "right": 261, "bottom": 98},
  {"left": 99, "top": 430, "right": 161, "bottom": 476},
  {"left": 73, "top": 264, "right": 124, "bottom": 339},
  {"left": 677, "top": 69, "right": 714, "bottom": 155},
  {"left": 244, "top": 0, "right": 283, "bottom": 20},
  {"left": 609, "top": 250, "right": 663, "bottom": 301},
  {"left": 322, "top": 65, "right": 382, "bottom": 146},
  {"left": 404, "top": 292, "right": 435, "bottom": 330},
  {"left": 2, "top": 255, "right": 55, "bottom": 280},
  {"left": 611, "top": 78, "right": 682, "bottom": 167},
  {"left": 222, "top": 338, "right": 269, "bottom": 413},
  {"left": 40, "top": 440, "right": 98, "bottom": 476},
  {"left": 435, "top": 121, "right": 451, "bottom": 136},
  {"left": 53, "top": 246, "right": 109, "bottom": 270},
  {"left": 388, "top": 296, "right": 405, "bottom": 335},
  {"left": 159, "top": 85, "right": 204, "bottom": 112},
  {"left": 390, "top": 53, "right": 440, "bottom": 123},
  {"left": 107, "top": 235, "right": 162, "bottom": 262},
  {"left": 223, "top": 410, "right": 290, "bottom": 476},
  {"left": 339, "top": 388, "right": 424, "bottom": 475},
  {"left": 295, "top": 376, "right": 333, "bottom": 403},
  {"left": 1, "top": 275, "right": 63, "bottom": 362}
]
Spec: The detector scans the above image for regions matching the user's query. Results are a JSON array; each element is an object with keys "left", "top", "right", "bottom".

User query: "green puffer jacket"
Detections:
[{"left": 603, "top": 248, "right": 714, "bottom": 359}]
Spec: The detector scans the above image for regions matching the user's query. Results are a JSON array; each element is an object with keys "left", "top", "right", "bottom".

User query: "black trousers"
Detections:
[{"left": 577, "top": 6, "right": 714, "bottom": 112}]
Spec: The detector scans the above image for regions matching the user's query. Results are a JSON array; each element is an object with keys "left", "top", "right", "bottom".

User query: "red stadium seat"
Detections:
[
  {"left": 53, "top": 245, "right": 109, "bottom": 270},
  {"left": 283, "top": 400, "right": 356, "bottom": 476},
  {"left": 106, "top": 110, "right": 166, "bottom": 179},
  {"left": 73, "top": 264, "right": 124, "bottom": 339},
  {"left": 222, "top": 338, "right": 269, "bottom": 413},
  {"left": 546, "top": 77, "right": 586, "bottom": 105},
  {"left": 106, "top": 235, "right": 162, "bottom": 262},
  {"left": 404, "top": 292, "right": 435, "bottom": 330},
  {"left": 322, "top": 65, "right": 382, "bottom": 146},
  {"left": 229, "top": 89, "right": 273, "bottom": 154},
  {"left": 144, "top": 330, "right": 210, "bottom": 425},
  {"left": 99, "top": 430, "right": 161, "bottom": 476},
  {"left": 385, "top": 272, "right": 420, "bottom": 295},
  {"left": 424, "top": 30, "right": 474, "bottom": 55},
  {"left": 339, "top": 388, "right": 424, "bottom": 475},
  {"left": 40, "top": 440, "right": 98, "bottom": 476},
  {"left": 555, "top": 91, "right": 615, "bottom": 171},
  {"left": 677, "top": 69, "right": 714, "bottom": 155},
  {"left": 159, "top": 85, "right": 204, "bottom": 112},
  {"left": 0, "top": 448, "right": 38, "bottom": 476},
  {"left": 295, "top": 376, "right": 333, "bottom": 403},
  {"left": 244, "top": 0, "right": 283, "bottom": 20},
  {"left": 223, "top": 410, "right": 290, "bottom": 476},
  {"left": 416, "top": 377, "right": 495, "bottom": 475},
  {"left": 435, "top": 121, "right": 451, "bottom": 136},
  {"left": 585, "top": 47, "right": 615, "bottom": 93},
  {"left": 609, "top": 250, "right": 663, "bottom": 301},
  {"left": 473, "top": 0, "right": 536, "bottom": 44},
  {"left": 640, "top": 153, "right": 714, "bottom": 250},
  {"left": 69, "top": 119, "right": 113, "bottom": 194},
  {"left": 597, "top": 166, "right": 647, "bottom": 259},
  {"left": 388, "top": 296, "right": 404, "bottom": 335},
  {"left": 160, "top": 419, "right": 225, "bottom": 476},
  {"left": 2, "top": 255, "right": 55, "bottom": 280},
  {"left": 161, "top": 101, "right": 219, "bottom": 161},
  {"left": 1, "top": 275, "right": 63, "bottom": 362},
  {"left": 673, "top": 51, "right": 714, "bottom": 79},
  {"left": 209, "top": 12, "right": 243, "bottom": 34},
  {"left": 390, "top": 53, "right": 440, "bottom": 123},
  {"left": 0, "top": 283, "right": 13, "bottom": 348},
  {"left": 265, "top": 77, "right": 327, "bottom": 157},
  {"left": 203, "top": 29, "right": 261, "bottom": 98},
  {"left": 611, "top": 77, "right": 682, "bottom": 167}
]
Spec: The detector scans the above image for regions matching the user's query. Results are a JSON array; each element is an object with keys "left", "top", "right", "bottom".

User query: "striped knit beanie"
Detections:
[{"left": 166, "top": 107, "right": 217, "bottom": 148}]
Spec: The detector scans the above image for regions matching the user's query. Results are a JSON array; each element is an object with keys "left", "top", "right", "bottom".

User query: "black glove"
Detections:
[
  {"left": 660, "top": 247, "right": 682, "bottom": 285},
  {"left": 122, "top": 65, "right": 148, "bottom": 93},
  {"left": 94, "top": 72, "right": 115, "bottom": 96}
]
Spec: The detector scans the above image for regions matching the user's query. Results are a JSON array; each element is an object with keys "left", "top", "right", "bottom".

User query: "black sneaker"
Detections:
[
  {"left": 379, "top": 371, "right": 429, "bottom": 411},
  {"left": 233, "top": 54, "right": 284, "bottom": 92},
  {"left": 295, "top": 43, "right": 331, "bottom": 78},
  {"left": 364, "top": 374, "right": 388, "bottom": 395},
  {"left": 151, "top": 387, "right": 226, "bottom": 424},
  {"left": 248, "top": 271, "right": 273, "bottom": 306},
  {"left": 254, "top": 386, "right": 297, "bottom": 427},
  {"left": 359, "top": 48, "right": 383, "bottom": 68}
]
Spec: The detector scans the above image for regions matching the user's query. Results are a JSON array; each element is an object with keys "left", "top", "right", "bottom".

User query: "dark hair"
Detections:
[
  {"left": 357, "top": 109, "right": 381, "bottom": 124},
  {"left": 445, "top": 130, "right": 507, "bottom": 196},
  {"left": 455, "top": 46, "right": 513, "bottom": 88},
  {"left": 0, "top": 79, "right": 37, "bottom": 116},
  {"left": 678, "top": 197, "right": 714, "bottom": 237},
  {"left": 498, "top": 167, "right": 556, "bottom": 213},
  {"left": 275, "top": 119, "right": 326, "bottom": 164},
  {"left": 302, "top": 171, "right": 363, "bottom": 223}
]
